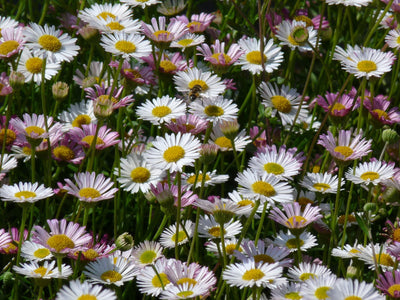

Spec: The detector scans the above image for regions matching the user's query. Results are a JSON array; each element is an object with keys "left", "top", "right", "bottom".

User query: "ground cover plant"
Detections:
[{"left": 0, "top": 0, "right": 400, "bottom": 299}]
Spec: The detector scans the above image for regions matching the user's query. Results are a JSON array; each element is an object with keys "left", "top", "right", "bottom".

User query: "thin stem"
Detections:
[
  {"left": 16, "top": 205, "right": 29, "bottom": 266},
  {"left": 175, "top": 171, "right": 182, "bottom": 259}
]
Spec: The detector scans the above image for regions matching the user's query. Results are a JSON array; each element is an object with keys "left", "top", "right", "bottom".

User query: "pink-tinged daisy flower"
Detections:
[
  {"left": 175, "top": 13, "right": 215, "bottom": 33},
  {"left": 275, "top": 20, "right": 319, "bottom": 52},
  {"left": 150, "top": 182, "right": 198, "bottom": 208},
  {"left": 85, "top": 83, "right": 135, "bottom": 111},
  {"left": 69, "top": 235, "right": 115, "bottom": 262},
  {"left": 198, "top": 214, "right": 242, "bottom": 240},
  {"left": 300, "top": 172, "right": 342, "bottom": 194},
  {"left": 315, "top": 91, "right": 357, "bottom": 118},
  {"left": 144, "top": 132, "right": 201, "bottom": 173},
  {"left": 110, "top": 59, "right": 156, "bottom": 86},
  {"left": 32, "top": 219, "right": 92, "bottom": 255},
  {"left": 328, "top": 278, "right": 384, "bottom": 300},
  {"left": 0, "top": 182, "right": 54, "bottom": 203},
  {"left": 235, "top": 37, "right": 283, "bottom": 74},
  {"left": 273, "top": 230, "right": 318, "bottom": 252},
  {"left": 0, "top": 227, "right": 28, "bottom": 254},
  {"left": 70, "top": 123, "right": 120, "bottom": 150},
  {"left": 234, "top": 239, "right": 293, "bottom": 268},
  {"left": 363, "top": 94, "right": 400, "bottom": 126},
  {"left": 171, "top": 33, "right": 205, "bottom": 51},
  {"left": 165, "top": 114, "right": 208, "bottom": 135},
  {"left": 142, "top": 51, "right": 192, "bottom": 74},
  {"left": 382, "top": 0, "right": 400, "bottom": 12},
  {"left": 0, "top": 16, "right": 19, "bottom": 33},
  {"left": 64, "top": 172, "right": 118, "bottom": 203},
  {"left": 0, "top": 73, "right": 12, "bottom": 97},
  {"left": 132, "top": 240, "right": 164, "bottom": 267},
  {"left": 23, "top": 23, "right": 79, "bottom": 62},
  {"left": 0, "top": 229, "right": 12, "bottom": 252},
  {"left": 223, "top": 259, "right": 283, "bottom": 289},
  {"left": 345, "top": 160, "right": 396, "bottom": 186},
  {"left": 13, "top": 260, "right": 72, "bottom": 279},
  {"left": 0, "top": 27, "right": 25, "bottom": 59},
  {"left": 269, "top": 202, "right": 322, "bottom": 232},
  {"left": 142, "top": 16, "right": 188, "bottom": 46},
  {"left": 236, "top": 169, "right": 294, "bottom": 205},
  {"left": 294, "top": 11, "right": 330, "bottom": 30},
  {"left": 100, "top": 32, "right": 152, "bottom": 60},
  {"left": 56, "top": 279, "right": 117, "bottom": 300},
  {"left": 318, "top": 129, "right": 372, "bottom": 164},
  {"left": 52, "top": 137, "right": 85, "bottom": 165},
  {"left": 377, "top": 270, "right": 400, "bottom": 298},
  {"left": 173, "top": 67, "right": 226, "bottom": 98}
]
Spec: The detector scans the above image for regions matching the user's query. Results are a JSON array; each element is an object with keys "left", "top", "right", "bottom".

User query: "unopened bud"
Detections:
[
  {"left": 115, "top": 232, "right": 134, "bottom": 251},
  {"left": 220, "top": 120, "right": 239, "bottom": 140},
  {"left": 346, "top": 266, "right": 358, "bottom": 279},
  {"left": 199, "top": 143, "right": 219, "bottom": 165},
  {"left": 382, "top": 128, "right": 399, "bottom": 144},
  {"left": 9, "top": 71, "right": 25, "bottom": 89},
  {"left": 363, "top": 202, "right": 377, "bottom": 213},
  {"left": 78, "top": 25, "right": 98, "bottom": 41},
  {"left": 52, "top": 81, "right": 69, "bottom": 102},
  {"left": 93, "top": 96, "right": 113, "bottom": 119}
]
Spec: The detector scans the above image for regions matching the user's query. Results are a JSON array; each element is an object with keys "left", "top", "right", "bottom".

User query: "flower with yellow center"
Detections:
[
  {"left": 0, "top": 181, "right": 54, "bottom": 203},
  {"left": 300, "top": 172, "right": 342, "bottom": 194},
  {"left": 132, "top": 240, "right": 163, "bottom": 267},
  {"left": 100, "top": 32, "right": 152, "bottom": 60},
  {"left": 56, "top": 279, "right": 118, "bottom": 300},
  {"left": 13, "top": 260, "right": 72, "bottom": 279},
  {"left": 345, "top": 160, "right": 395, "bottom": 186}
]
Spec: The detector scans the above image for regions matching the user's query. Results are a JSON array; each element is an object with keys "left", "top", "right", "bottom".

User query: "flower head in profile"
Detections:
[
  {"left": 85, "top": 84, "right": 135, "bottom": 111},
  {"left": 70, "top": 123, "right": 120, "bottom": 150},
  {"left": 300, "top": 172, "right": 342, "bottom": 194},
  {"left": 275, "top": 20, "right": 319, "bottom": 52},
  {"left": 0, "top": 182, "right": 54, "bottom": 203},
  {"left": 13, "top": 260, "right": 72, "bottom": 279},
  {"left": 315, "top": 91, "right": 357, "bottom": 118},
  {"left": 142, "top": 16, "right": 188, "bottom": 47},
  {"left": 363, "top": 94, "right": 400, "bottom": 126},
  {"left": 56, "top": 279, "right": 117, "bottom": 300},
  {"left": 175, "top": 13, "right": 215, "bottom": 33}
]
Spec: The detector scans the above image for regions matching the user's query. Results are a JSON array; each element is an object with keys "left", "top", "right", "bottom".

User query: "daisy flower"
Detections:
[
  {"left": 376, "top": 270, "right": 400, "bottom": 298},
  {"left": 288, "top": 262, "right": 332, "bottom": 282},
  {"left": 273, "top": 230, "right": 318, "bottom": 252},
  {"left": 142, "top": 16, "right": 188, "bottom": 45},
  {"left": 328, "top": 278, "right": 384, "bottom": 300},
  {"left": 165, "top": 114, "right": 209, "bottom": 135},
  {"left": 197, "top": 39, "right": 244, "bottom": 69},
  {"left": 136, "top": 95, "right": 187, "bottom": 125},
  {"left": 121, "top": 0, "right": 161, "bottom": 9},
  {"left": 175, "top": 13, "right": 215, "bottom": 33},
  {"left": 69, "top": 123, "right": 120, "bottom": 150},
  {"left": 270, "top": 282, "right": 303, "bottom": 300},
  {"left": 78, "top": 3, "right": 132, "bottom": 26},
  {"left": 100, "top": 32, "right": 152, "bottom": 60},
  {"left": 335, "top": 46, "right": 395, "bottom": 79},
  {"left": 160, "top": 220, "right": 194, "bottom": 248},
  {"left": 159, "top": 282, "right": 211, "bottom": 299},
  {"left": 363, "top": 94, "right": 400, "bottom": 126},
  {"left": 258, "top": 82, "right": 308, "bottom": 127},
  {"left": 210, "top": 127, "right": 251, "bottom": 152},
  {"left": 206, "top": 237, "right": 244, "bottom": 258},
  {"left": 195, "top": 197, "right": 249, "bottom": 222},
  {"left": 16, "top": 49, "right": 61, "bottom": 84},
  {"left": 13, "top": 260, "right": 72, "bottom": 279},
  {"left": 331, "top": 243, "right": 363, "bottom": 259},
  {"left": 198, "top": 214, "right": 242, "bottom": 240},
  {"left": 0, "top": 153, "right": 18, "bottom": 174},
  {"left": 144, "top": 132, "right": 201, "bottom": 173},
  {"left": 85, "top": 84, "right": 135, "bottom": 111},
  {"left": 56, "top": 279, "right": 117, "bottom": 300},
  {"left": 64, "top": 172, "right": 118, "bottom": 203},
  {"left": 86, "top": 15, "right": 141, "bottom": 34},
  {"left": 235, "top": 37, "right": 283, "bottom": 74},
  {"left": 157, "top": 0, "right": 187, "bottom": 16},
  {"left": 236, "top": 169, "right": 294, "bottom": 205},
  {"left": 275, "top": 20, "right": 319, "bottom": 52},
  {"left": 23, "top": 23, "right": 79, "bottom": 62},
  {"left": 0, "top": 229, "right": 12, "bottom": 252},
  {"left": 0, "top": 182, "right": 54, "bottom": 203},
  {"left": 0, "top": 16, "right": 19, "bottom": 32},
  {"left": 131, "top": 240, "right": 164, "bottom": 267},
  {"left": 301, "top": 275, "right": 337, "bottom": 300},
  {"left": 150, "top": 182, "right": 198, "bottom": 208},
  {"left": 32, "top": 219, "right": 92, "bottom": 255},
  {"left": 171, "top": 33, "right": 205, "bottom": 50},
  {"left": 355, "top": 243, "right": 397, "bottom": 271},
  {"left": 84, "top": 255, "right": 139, "bottom": 286},
  {"left": 223, "top": 259, "right": 283, "bottom": 289},
  {"left": 317, "top": 129, "right": 372, "bottom": 164},
  {"left": 73, "top": 61, "right": 109, "bottom": 88},
  {"left": 188, "top": 96, "right": 238, "bottom": 125},
  {"left": 173, "top": 67, "right": 226, "bottom": 99},
  {"left": 345, "top": 160, "right": 395, "bottom": 186},
  {"left": 0, "top": 72, "right": 12, "bottom": 96},
  {"left": 0, "top": 27, "right": 25, "bottom": 59},
  {"left": 300, "top": 172, "right": 342, "bottom": 194},
  {"left": 325, "top": 0, "right": 373, "bottom": 6},
  {"left": 315, "top": 91, "right": 357, "bottom": 118},
  {"left": 182, "top": 170, "right": 229, "bottom": 188},
  {"left": 58, "top": 99, "right": 97, "bottom": 131},
  {"left": 386, "top": 28, "right": 400, "bottom": 50},
  {"left": 0, "top": 227, "right": 28, "bottom": 254},
  {"left": 142, "top": 51, "right": 191, "bottom": 75},
  {"left": 52, "top": 137, "right": 85, "bottom": 165},
  {"left": 21, "top": 241, "right": 53, "bottom": 261},
  {"left": 228, "top": 190, "right": 263, "bottom": 217}
]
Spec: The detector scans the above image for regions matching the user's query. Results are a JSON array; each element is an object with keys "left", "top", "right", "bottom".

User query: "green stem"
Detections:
[
  {"left": 219, "top": 222, "right": 227, "bottom": 267},
  {"left": 254, "top": 201, "right": 268, "bottom": 245},
  {"left": 38, "top": 0, "right": 49, "bottom": 25},
  {"left": 175, "top": 171, "right": 182, "bottom": 259},
  {"left": 16, "top": 205, "right": 29, "bottom": 266},
  {"left": 86, "top": 119, "right": 102, "bottom": 172}
]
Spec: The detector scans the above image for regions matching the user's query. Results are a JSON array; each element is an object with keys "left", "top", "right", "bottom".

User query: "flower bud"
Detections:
[
  {"left": 93, "top": 96, "right": 113, "bottom": 119},
  {"left": 78, "top": 25, "right": 98, "bottom": 41},
  {"left": 52, "top": 81, "right": 69, "bottom": 102},
  {"left": 382, "top": 128, "right": 399, "bottom": 144},
  {"left": 115, "top": 232, "right": 134, "bottom": 251},
  {"left": 9, "top": 71, "right": 25, "bottom": 89},
  {"left": 220, "top": 119, "right": 239, "bottom": 140}
]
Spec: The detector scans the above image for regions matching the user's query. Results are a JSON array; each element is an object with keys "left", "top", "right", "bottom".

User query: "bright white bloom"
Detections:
[
  {"left": 328, "top": 278, "right": 384, "bottom": 300},
  {"left": 0, "top": 182, "right": 54, "bottom": 203},
  {"left": 345, "top": 160, "right": 395, "bottom": 186},
  {"left": 56, "top": 279, "right": 117, "bottom": 300},
  {"left": 275, "top": 20, "right": 319, "bottom": 52},
  {"left": 100, "top": 32, "right": 152, "bottom": 60}
]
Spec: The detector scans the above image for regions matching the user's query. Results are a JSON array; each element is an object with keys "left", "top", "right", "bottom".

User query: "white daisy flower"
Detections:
[
  {"left": 328, "top": 278, "right": 384, "bottom": 300},
  {"left": 115, "top": 152, "right": 164, "bottom": 194},
  {"left": 173, "top": 67, "right": 226, "bottom": 98},
  {"left": 86, "top": 16, "right": 141, "bottom": 34},
  {"left": 223, "top": 259, "right": 283, "bottom": 289},
  {"left": 228, "top": 190, "right": 263, "bottom": 217},
  {"left": 198, "top": 214, "right": 242, "bottom": 240},
  {"left": 0, "top": 153, "right": 17, "bottom": 173},
  {"left": 235, "top": 37, "right": 283, "bottom": 74},
  {"left": 100, "top": 32, "right": 152, "bottom": 60},
  {"left": 0, "top": 182, "right": 54, "bottom": 203},
  {"left": 157, "top": 0, "right": 186, "bottom": 16},
  {"left": 13, "top": 260, "right": 72, "bottom": 279},
  {"left": 159, "top": 220, "right": 193, "bottom": 249},
  {"left": 273, "top": 230, "right": 318, "bottom": 252},
  {"left": 21, "top": 241, "right": 53, "bottom": 261},
  {"left": 182, "top": 170, "right": 229, "bottom": 188},
  {"left": 300, "top": 172, "right": 342, "bottom": 194},
  {"left": 325, "top": 0, "right": 373, "bottom": 6},
  {"left": 275, "top": 20, "right": 319, "bottom": 52},
  {"left": 188, "top": 96, "right": 238, "bottom": 125},
  {"left": 131, "top": 240, "right": 164, "bottom": 267},
  {"left": 78, "top": 3, "right": 132, "bottom": 26},
  {"left": 210, "top": 127, "right": 251, "bottom": 152},
  {"left": 121, "top": 0, "right": 161, "bottom": 8},
  {"left": 331, "top": 243, "right": 363, "bottom": 259},
  {"left": 301, "top": 275, "right": 337, "bottom": 300},
  {"left": 206, "top": 237, "right": 244, "bottom": 258},
  {"left": 258, "top": 82, "right": 308, "bottom": 127},
  {"left": 345, "top": 160, "right": 396, "bottom": 186},
  {"left": 236, "top": 169, "right": 294, "bottom": 205},
  {"left": 58, "top": 99, "right": 97, "bottom": 131},
  {"left": 136, "top": 95, "right": 187, "bottom": 125},
  {"left": 159, "top": 282, "right": 210, "bottom": 299},
  {"left": 288, "top": 262, "right": 332, "bottom": 282},
  {"left": 144, "top": 132, "right": 201, "bottom": 173},
  {"left": 270, "top": 282, "right": 303, "bottom": 300},
  {"left": 56, "top": 279, "right": 117, "bottom": 300},
  {"left": 385, "top": 28, "right": 400, "bottom": 50},
  {"left": 23, "top": 23, "right": 79, "bottom": 62},
  {"left": 171, "top": 33, "right": 205, "bottom": 50},
  {"left": 0, "top": 16, "right": 19, "bottom": 31},
  {"left": 355, "top": 243, "right": 397, "bottom": 271},
  {"left": 84, "top": 255, "right": 139, "bottom": 286}
]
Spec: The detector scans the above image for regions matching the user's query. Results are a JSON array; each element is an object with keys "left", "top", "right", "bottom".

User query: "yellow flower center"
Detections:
[
  {"left": 344, "top": 297, "right": 362, "bottom": 300},
  {"left": 160, "top": 60, "right": 177, "bottom": 73},
  {"left": 214, "top": 136, "right": 232, "bottom": 149},
  {"left": 82, "top": 249, "right": 99, "bottom": 260},
  {"left": 72, "top": 114, "right": 91, "bottom": 128},
  {"left": 251, "top": 181, "right": 276, "bottom": 197},
  {"left": 176, "top": 277, "right": 197, "bottom": 285},
  {"left": 211, "top": 52, "right": 232, "bottom": 64},
  {"left": 186, "top": 174, "right": 211, "bottom": 184},
  {"left": 299, "top": 272, "right": 316, "bottom": 281},
  {"left": 253, "top": 254, "right": 275, "bottom": 264},
  {"left": 81, "top": 135, "right": 105, "bottom": 146},
  {"left": 177, "top": 291, "right": 194, "bottom": 298},
  {"left": 312, "top": 183, "right": 331, "bottom": 191},
  {"left": 372, "top": 109, "right": 389, "bottom": 120},
  {"left": 204, "top": 105, "right": 224, "bottom": 117},
  {"left": 294, "top": 15, "right": 314, "bottom": 27},
  {"left": 376, "top": 253, "right": 394, "bottom": 266},
  {"left": 246, "top": 51, "right": 267, "bottom": 65},
  {"left": 152, "top": 106, "right": 172, "bottom": 118},
  {"left": 153, "top": 30, "right": 171, "bottom": 39},
  {"left": 0, "top": 40, "right": 19, "bottom": 55},
  {"left": 124, "top": 68, "right": 142, "bottom": 79},
  {"left": 188, "top": 80, "right": 208, "bottom": 91},
  {"left": 97, "top": 12, "right": 116, "bottom": 20},
  {"left": 38, "top": 34, "right": 62, "bottom": 52},
  {"left": 334, "top": 146, "right": 353, "bottom": 158},
  {"left": 397, "top": 36, "right": 400, "bottom": 45},
  {"left": 151, "top": 272, "right": 170, "bottom": 288},
  {"left": 130, "top": 167, "right": 151, "bottom": 183},
  {"left": 226, "top": 243, "right": 242, "bottom": 255},
  {"left": 286, "top": 238, "right": 304, "bottom": 249},
  {"left": 285, "top": 292, "right": 302, "bottom": 300},
  {"left": 388, "top": 284, "right": 400, "bottom": 297},
  {"left": 0, "top": 129, "right": 16, "bottom": 145},
  {"left": 330, "top": 102, "right": 346, "bottom": 112},
  {"left": 25, "top": 125, "right": 45, "bottom": 136},
  {"left": 47, "top": 234, "right": 75, "bottom": 252},
  {"left": 139, "top": 250, "right": 157, "bottom": 264},
  {"left": 77, "top": 295, "right": 97, "bottom": 300},
  {"left": 263, "top": 162, "right": 284, "bottom": 175},
  {"left": 298, "top": 197, "right": 313, "bottom": 206},
  {"left": 163, "top": 145, "right": 185, "bottom": 163},
  {"left": 172, "top": 230, "right": 187, "bottom": 243},
  {"left": 187, "top": 21, "right": 202, "bottom": 29},
  {"left": 338, "top": 213, "right": 356, "bottom": 224},
  {"left": 286, "top": 216, "right": 307, "bottom": 227},
  {"left": 208, "top": 226, "right": 225, "bottom": 237},
  {"left": 360, "top": 171, "right": 379, "bottom": 181},
  {"left": 34, "top": 266, "right": 51, "bottom": 277},
  {"left": 314, "top": 286, "right": 330, "bottom": 300},
  {"left": 178, "top": 39, "right": 194, "bottom": 46},
  {"left": 271, "top": 95, "right": 292, "bottom": 113},
  {"left": 107, "top": 22, "right": 124, "bottom": 31},
  {"left": 115, "top": 41, "right": 136, "bottom": 53},
  {"left": 100, "top": 270, "right": 122, "bottom": 283},
  {"left": 33, "top": 248, "right": 50, "bottom": 259},
  {"left": 23, "top": 146, "right": 32, "bottom": 155},
  {"left": 15, "top": 191, "right": 36, "bottom": 199},
  {"left": 79, "top": 187, "right": 101, "bottom": 199},
  {"left": 393, "top": 228, "right": 400, "bottom": 242},
  {"left": 53, "top": 145, "right": 75, "bottom": 161},
  {"left": 237, "top": 199, "right": 254, "bottom": 207},
  {"left": 242, "top": 268, "right": 265, "bottom": 281},
  {"left": 357, "top": 60, "right": 377, "bottom": 73},
  {"left": 26, "top": 57, "right": 43, "bottom": 74},
  {"left": 349, "top": 248, "right": 360, "bottom": 254}
]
